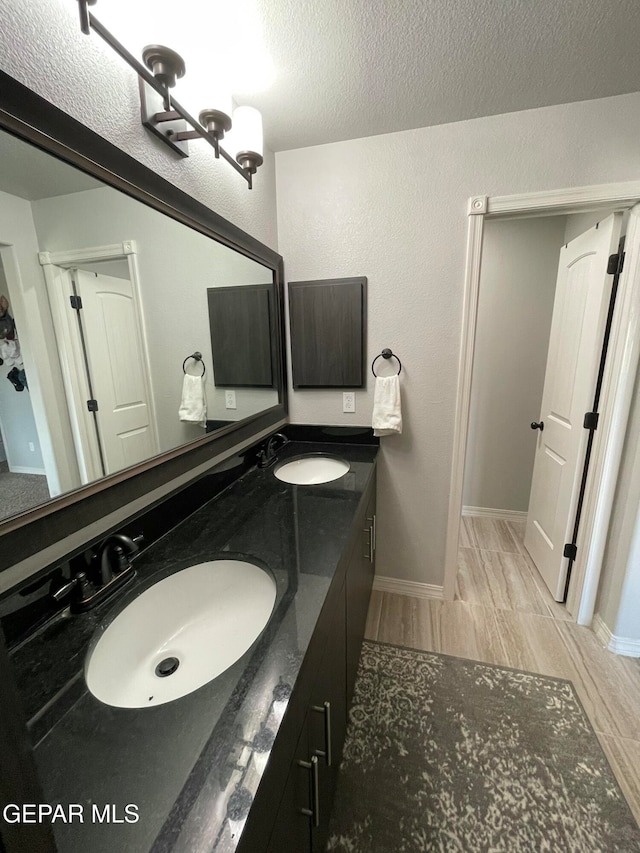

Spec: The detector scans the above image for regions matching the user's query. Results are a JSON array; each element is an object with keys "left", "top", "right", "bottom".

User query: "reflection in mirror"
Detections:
[{"left": 0, "top": 129, "right": 278, "bottom": 522}]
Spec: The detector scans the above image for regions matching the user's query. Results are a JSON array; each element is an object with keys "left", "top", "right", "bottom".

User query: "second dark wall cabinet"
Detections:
[
  {"left": 207, "top": 285, "right": 274, "bottom": 387},
  {"left": 288, "top": 277, "right": 367, "bottom": 388}
]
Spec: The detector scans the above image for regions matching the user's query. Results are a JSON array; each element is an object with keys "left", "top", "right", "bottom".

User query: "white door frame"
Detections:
[
  {"left": 39, "top": 241, "right": 159, "bottom": 483},
  {"left": 444, "top": 181, "right": 640, "bottom": 624}
]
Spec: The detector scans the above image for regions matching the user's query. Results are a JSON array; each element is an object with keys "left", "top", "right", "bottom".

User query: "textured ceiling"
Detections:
[{"left": 238, "top": 0, "right": 640, "bottom": 150}]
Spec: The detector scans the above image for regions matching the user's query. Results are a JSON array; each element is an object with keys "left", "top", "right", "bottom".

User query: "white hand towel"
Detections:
[
  {"left": 179, "top": 374, "right": 207, "bottom": 427},
  {"left": 372, "top": 375, "right": 402, "bottom": 436}
]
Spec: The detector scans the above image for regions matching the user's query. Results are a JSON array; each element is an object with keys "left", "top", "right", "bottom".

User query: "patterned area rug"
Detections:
[{"left": 327, "top": 641, "right": 640, "bottom": 852}]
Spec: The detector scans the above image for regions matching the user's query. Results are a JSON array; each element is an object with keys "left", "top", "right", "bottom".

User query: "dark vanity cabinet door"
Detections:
[
  {"left": 346, "top": 482, "right": 376, "bottom": 707},
  {"left": 256, "top": 466, "right": 377, "bottom": 853},
  {"left": 288, "top": 277, "right": 367, "bottom": 388},
  {"left": 266, "top": 579, "right": 347, "bottom": 853},
  {"left": 266, "top": 714, "right": 313, "bottom": 853},
  {"left": 207, "top": 285, "right": 274, "bottom": 386},
  {"left": 309, "top": 576, "right": 347, "bottom": 853}
]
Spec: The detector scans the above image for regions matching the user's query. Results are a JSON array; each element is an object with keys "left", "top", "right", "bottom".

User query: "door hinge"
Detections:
[
  {"left": 69, "top": 295, "right": 83, "bottom": 310},
  {"left": 607, "top": 252, "right": 625, "bottom": 275},
  {"left": 583, "top": 411, "right": 599, "bottom": 431},
  {"left": 563, "top": 543, "right": 577, "bottom": 561},
  {"left": 86, "top": 399, "right": 99, "bottom": 412}
]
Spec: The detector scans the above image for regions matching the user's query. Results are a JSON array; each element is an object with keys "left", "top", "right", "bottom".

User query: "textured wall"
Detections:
[
  {"left": 463, "top": 216, "right": 566, "bottom": 513},
  {"left": 276, "top": 93, "right": 640, "bottom": 586},
  {"left": 0, "top": 0, "right": 278, "bottom": 251}
]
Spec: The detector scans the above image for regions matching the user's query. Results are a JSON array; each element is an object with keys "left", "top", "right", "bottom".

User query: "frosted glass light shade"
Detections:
[{"left": 233, "top": 106, "right": 263, "bottom": 157}]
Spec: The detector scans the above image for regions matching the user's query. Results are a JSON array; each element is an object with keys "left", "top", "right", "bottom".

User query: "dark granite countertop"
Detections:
[{"left": 9, "top": 440, "right": 378, "bottom": 853}]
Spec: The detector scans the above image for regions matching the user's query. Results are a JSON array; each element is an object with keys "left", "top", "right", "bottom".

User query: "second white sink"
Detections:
[
  {"left": 85, "top": 560, "right": 276, "bottom": 709},
  {"left": 274, "top": 455, "right": 350, "bottom": 485}
]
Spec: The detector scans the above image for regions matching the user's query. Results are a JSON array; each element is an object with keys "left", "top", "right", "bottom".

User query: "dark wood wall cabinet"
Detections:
[
  {"left": 207, "top": 285, "right": 275, "bottom": 387},
  {"left": 239, "top": 467, "right": 377, "bottom": 853},
  {"left": 288, "top": 277, "right": 367, "bottom": 388}
]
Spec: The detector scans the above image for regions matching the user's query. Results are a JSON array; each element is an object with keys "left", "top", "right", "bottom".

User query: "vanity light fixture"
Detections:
[
  {"left": 271, "top": 677, "right": 292, "bottom": 722},
  {"left": 76, "top": 0, "right": 264, "bottom": 188},
  {"left": 250, "top": 723, "right": 276, "bottom": 775},
  {"left": 226, "top": 784, "right": 253, "bottom": 838}
]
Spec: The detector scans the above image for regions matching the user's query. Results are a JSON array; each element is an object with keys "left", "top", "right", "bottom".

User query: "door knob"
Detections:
[{"left": 530, "top": 421, "right": 544, "bottom": 431}]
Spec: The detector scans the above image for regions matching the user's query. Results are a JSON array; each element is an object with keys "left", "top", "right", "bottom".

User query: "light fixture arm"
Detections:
[{"left": 76, "top": 0, "right": 256, "bottom": 188}]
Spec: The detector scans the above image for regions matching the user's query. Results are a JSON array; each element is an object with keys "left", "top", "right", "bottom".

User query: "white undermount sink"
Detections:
[
  {"left": 274, "top": 455, "right": 350, "bottom": 485},
  {"left": 85, "top": 560, "right": 276, "bottom": 709}
]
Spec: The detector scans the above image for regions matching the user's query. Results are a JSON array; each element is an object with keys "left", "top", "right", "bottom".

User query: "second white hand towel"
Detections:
[
  {"left": 372, "top": 374, "right": 402, "bottom": 436},
  {"left": 179, "top": 374, "right": 207, "bottom": 427}
]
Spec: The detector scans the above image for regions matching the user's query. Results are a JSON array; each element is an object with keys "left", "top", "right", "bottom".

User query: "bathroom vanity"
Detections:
[
  {"left": 0, "top": 71, "right": 376, "bottom": 853},
  {"left": 8, "top": 435, "right": 378, "bottom": 852}
]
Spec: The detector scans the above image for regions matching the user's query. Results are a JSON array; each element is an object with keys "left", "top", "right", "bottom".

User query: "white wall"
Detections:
[
  {"left": 0, "top": 0, "right": 278, "bottom": 252},
  {"left": 463, "top": 216, "right": 565, "bottom": 513},
  {"left": 31, "top": 186, "right": 276, "bottom": 454},
  {"left": 276, "top": 92, "right": 640, "bottom": 587}
]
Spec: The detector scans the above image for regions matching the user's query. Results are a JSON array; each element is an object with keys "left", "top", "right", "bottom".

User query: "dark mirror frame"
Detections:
[{"left": 0, "top": 71, "right": 287, "bottom": 573}]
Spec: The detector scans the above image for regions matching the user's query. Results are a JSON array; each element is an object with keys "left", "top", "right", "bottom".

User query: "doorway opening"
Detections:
[
  {"left": 40, "top": 243, "right": 159, "bottom": 485},
  {"left": 458, "top": 208, "right": 625, "bottom": 620},
  {"left": 0, "top": 252, "right": 50, "bottom": 519},
  {"left": 445, "top": 182, "right": 640, "bottom": 646}
]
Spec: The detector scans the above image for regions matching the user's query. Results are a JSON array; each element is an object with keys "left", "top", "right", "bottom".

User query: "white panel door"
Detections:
[
  {"left": 524, "top": 214, "right": 622, "bottom": 600},
  {"left": 75, "top": 270, "right": 157, "bottom": 474}
]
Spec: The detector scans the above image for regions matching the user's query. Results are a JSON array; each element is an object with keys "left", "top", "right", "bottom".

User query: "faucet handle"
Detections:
[{"left": 52, "top": 571, "right": 92, "bottom": 604}]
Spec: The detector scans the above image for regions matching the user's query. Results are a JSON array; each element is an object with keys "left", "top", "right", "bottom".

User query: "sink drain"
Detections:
[{"left": 155, "top": 657, "right": 180, "bottom": 677}]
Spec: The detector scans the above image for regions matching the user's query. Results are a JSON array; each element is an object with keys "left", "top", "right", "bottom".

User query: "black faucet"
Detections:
[
  {"left": 257, "top": 433, "right": 290, "bottom": 468},
  {"left": 99, "top": 534, "right": 143, "bottom": 585},
  {"left": 52, "top": 532, "right": 143, "bottom": 613}
]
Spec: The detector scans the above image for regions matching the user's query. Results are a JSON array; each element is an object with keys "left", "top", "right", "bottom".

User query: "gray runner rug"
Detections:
[{"left": 327, "top": 640, "right": 640, "bottom": 852}]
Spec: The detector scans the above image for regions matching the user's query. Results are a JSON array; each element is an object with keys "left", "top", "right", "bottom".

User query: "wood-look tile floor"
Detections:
[{"left": 365, "top": 515, "right": 640, "bottom": 825}]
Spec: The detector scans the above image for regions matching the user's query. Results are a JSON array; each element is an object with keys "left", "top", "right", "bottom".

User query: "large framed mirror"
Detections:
[{"left": 0, "top": 71, "right": 286, "bottom": 571}]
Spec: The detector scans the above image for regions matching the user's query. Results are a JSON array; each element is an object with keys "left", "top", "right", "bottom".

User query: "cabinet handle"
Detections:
[
  {"left": 363, "top": 527, "right": 372, "bottom": 561},
  {"left": 297, "top": 756, "right": 320, "bottom": 827},
  {"left": 311, "top": 754, "right": 320, "bottom": 827},
  {"left": 312, "top": 700, "right": 332, "bottom": 766},
  {"left": 372, "top": 513, "right": 376, "bottom": 555},
  {"left": 364, "top": 518, "right": 374, "bottom": 563}
]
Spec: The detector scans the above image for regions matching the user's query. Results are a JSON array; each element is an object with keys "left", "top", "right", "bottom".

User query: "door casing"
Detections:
[{"left": 445, "top": 182, "right": 640, "bottom": 625}]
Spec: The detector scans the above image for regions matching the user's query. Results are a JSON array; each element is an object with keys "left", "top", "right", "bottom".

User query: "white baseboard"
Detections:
[
  {"left": 462, "top": 505, "right": 527, "bottom": 521},
  {"left": 373, "top": 576, "right": 444, "bottom": 600},
  {"left": 592, "top": 613, "right": 640, "bottom": 657},
  {"left": 9, "top": 465, "right": 46, "bottom": 476}
]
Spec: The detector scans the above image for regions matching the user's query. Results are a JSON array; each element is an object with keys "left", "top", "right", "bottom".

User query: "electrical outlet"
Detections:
[
  {"left": 343, "top": 392, "right": 356, "bottom": 413},
  {"left": 225, "top": 390, "right": 237, "bottom": 410},
  {"left": 28, "top": 442, "right": 35, "bottom": 452}
]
